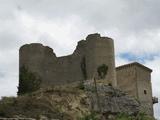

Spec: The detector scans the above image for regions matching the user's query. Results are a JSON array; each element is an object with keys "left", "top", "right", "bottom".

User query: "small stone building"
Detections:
[
  {"left": 116, "top": 62, "right": 154, "bottom": 115},
  {"left": 18, "top": 33, "right": 158, "bottom": 116}
]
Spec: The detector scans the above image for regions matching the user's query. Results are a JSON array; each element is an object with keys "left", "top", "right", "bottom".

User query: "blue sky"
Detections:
[
  {"left": 0, "top": 0, "right": 160, "bottom": 119},
  {"left": 119, "top": 53, "right": 160, "bottom": 63}
]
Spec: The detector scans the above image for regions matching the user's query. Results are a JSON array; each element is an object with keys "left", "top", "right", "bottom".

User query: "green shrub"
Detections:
[
  {"left": 78, "top": 82, "right": 85, "bottom": 90},
  {"left": 135, "top": 112, "right": 154, "bottom": 120},
  {"left": 115, "top": 112, "right": 154, "bottom": 120},
  {"left": 115, "top": 113, "right": 132, "bottom": 120},
  {"left": 78, "top": 112, "right": 98, "bottom": 120},
  {"left": 97, "top": 64, "right": 108, "bottom": 79},
  {"left": 17, "top": 66, "right": 41, "bottom": 95},
  {"left": 0, "top": 97, "right": 17, "bottom": 117}
]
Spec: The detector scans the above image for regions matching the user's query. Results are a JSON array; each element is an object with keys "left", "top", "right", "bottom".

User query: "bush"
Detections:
[
  {"left": 115, "top": 112, "right": 154, "bottom": 120},
  {"left": 0, "top": 97, "right": 17, "bottom": 117},
  {"left": 115, "top": 113, "right": 132, "bottom": 120},
  {"left": 78, "top": 82, "right": 85, "bottom": 90},
  {"left": 97, "top": 64, "right": 108, "bottom": 79},
  {"left": 135, "top": 112, "right": 154, "bottom": 120},
  {"left": 17, "top": 66, "right": 41, "bottom": 95},
  {"left": 78, "top": 112, "right": 98, "bottom": 120}
]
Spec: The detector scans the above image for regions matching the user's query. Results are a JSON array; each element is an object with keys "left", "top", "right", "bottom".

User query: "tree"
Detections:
[
  {"left": 17, "top": 66, "right": 41, "bottom": 95},
  {"left": 97, "top": 64, "right": 108, "bottom": 79}
]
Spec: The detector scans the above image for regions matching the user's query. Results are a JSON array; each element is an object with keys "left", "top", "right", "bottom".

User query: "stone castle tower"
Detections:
[
  {"left": 19, "top": 33, "right": 158, "bottom": 116},
  {"left": 19, "top": 33, "right": 116, "bottom": 87}
]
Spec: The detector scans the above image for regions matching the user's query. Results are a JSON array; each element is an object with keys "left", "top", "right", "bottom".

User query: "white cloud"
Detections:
[
  {"left": 145, "top": 57, "right": 160, "bottom": 119},
  {"left": 14, "top": 11, "right": 97, "bottom": 56},
  {"left": 0, "top": 50, "right": 18, "bottom": 97},
  {"left": 0, "top": 0, "right": 160, "bottom": 118}
]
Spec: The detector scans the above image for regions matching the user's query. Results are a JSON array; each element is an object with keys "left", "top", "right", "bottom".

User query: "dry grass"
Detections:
[{"left": 0, "top": 85, "right": 90, "bottom": 119}]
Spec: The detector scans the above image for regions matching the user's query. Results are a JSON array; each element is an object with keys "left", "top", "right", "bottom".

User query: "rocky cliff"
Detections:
[{"left": 0, "top": 82, "right": 154, "bottom": 120}]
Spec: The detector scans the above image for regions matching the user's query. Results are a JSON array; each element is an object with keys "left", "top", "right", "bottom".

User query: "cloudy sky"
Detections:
[{"left": 0, "top": 0, "right": 160, "bottom": 118}]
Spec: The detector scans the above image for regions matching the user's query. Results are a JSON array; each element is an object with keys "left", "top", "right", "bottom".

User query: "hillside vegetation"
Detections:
[{"left": 0, "top": 82, "right": 154, "bottom": 120}]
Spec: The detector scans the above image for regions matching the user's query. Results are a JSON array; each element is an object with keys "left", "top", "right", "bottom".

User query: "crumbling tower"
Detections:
[
  {"left": 84, "top": 34, "right": 117, "bottom": 86},
  {"left": 19, "top": 33, "right": 117, "bottom": 91}
]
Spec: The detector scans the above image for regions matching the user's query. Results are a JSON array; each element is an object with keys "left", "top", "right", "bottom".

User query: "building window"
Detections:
[{"left": 144, "top": 90, "right": 147, "bottom": 94}]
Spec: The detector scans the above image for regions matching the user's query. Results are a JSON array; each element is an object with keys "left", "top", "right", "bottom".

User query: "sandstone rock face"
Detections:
[{"left": 84, "top": 81, "right": 140, "bottom": 116}]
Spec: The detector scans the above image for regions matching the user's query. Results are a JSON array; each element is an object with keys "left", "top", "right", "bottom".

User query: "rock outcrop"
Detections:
[
  {"left": 0, "top": 82, "right": 147, "bottom": 120},
  {"left": 84, "top": 81, "right": 140, "bottom": 118}
]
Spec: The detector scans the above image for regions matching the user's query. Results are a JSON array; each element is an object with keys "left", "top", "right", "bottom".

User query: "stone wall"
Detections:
[
  {"left": 84, "top": 34, "right": 116, "bottom": 86},
  {"left": 116, "top": 64, "right": 137, "bottom": 97},
  {"left": 136, "top": 65, "right": 153, "bottom": 116},
  {"left": 19, "top": 33, "right": 117, "bottom": 88},
  {"left": 116, "top": 62, "right": 153, "bottom": 115},
  {"left": 19, "top": 43, "right": 58, "bottom": 86}
]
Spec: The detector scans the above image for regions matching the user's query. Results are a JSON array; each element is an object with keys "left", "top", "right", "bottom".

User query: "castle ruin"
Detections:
[{"left": 18, "top": 33, "right": 158, "bottom": 116}]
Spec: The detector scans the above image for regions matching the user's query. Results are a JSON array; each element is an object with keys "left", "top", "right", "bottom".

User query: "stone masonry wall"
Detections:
[
  {"left": 85, "top": 34, "right": 116, "bottom": 86},
  {"left": 19, "top": 33, "right": 117, "bottom": 88},
  {"left": 116, "top": 65, "right": 137, "bottom": 97},
  {"left": 116, "top": 63, "right": 153, "bottom": 116},
  {"left": 136, "top": 65, "right": 153, "bottom": 116}
]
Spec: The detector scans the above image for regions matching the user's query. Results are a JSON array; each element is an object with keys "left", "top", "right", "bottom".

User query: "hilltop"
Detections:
[{"left": 0, "top": 81, "right": 154, "bottom": 120}]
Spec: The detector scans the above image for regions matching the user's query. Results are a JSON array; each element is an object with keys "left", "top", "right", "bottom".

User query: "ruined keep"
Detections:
[
  {"left": 19, "top": 33, "right": 116, "bottom": 87},
  {"left": 19, "top": 33, "right": 158, "bottom": 116}
]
